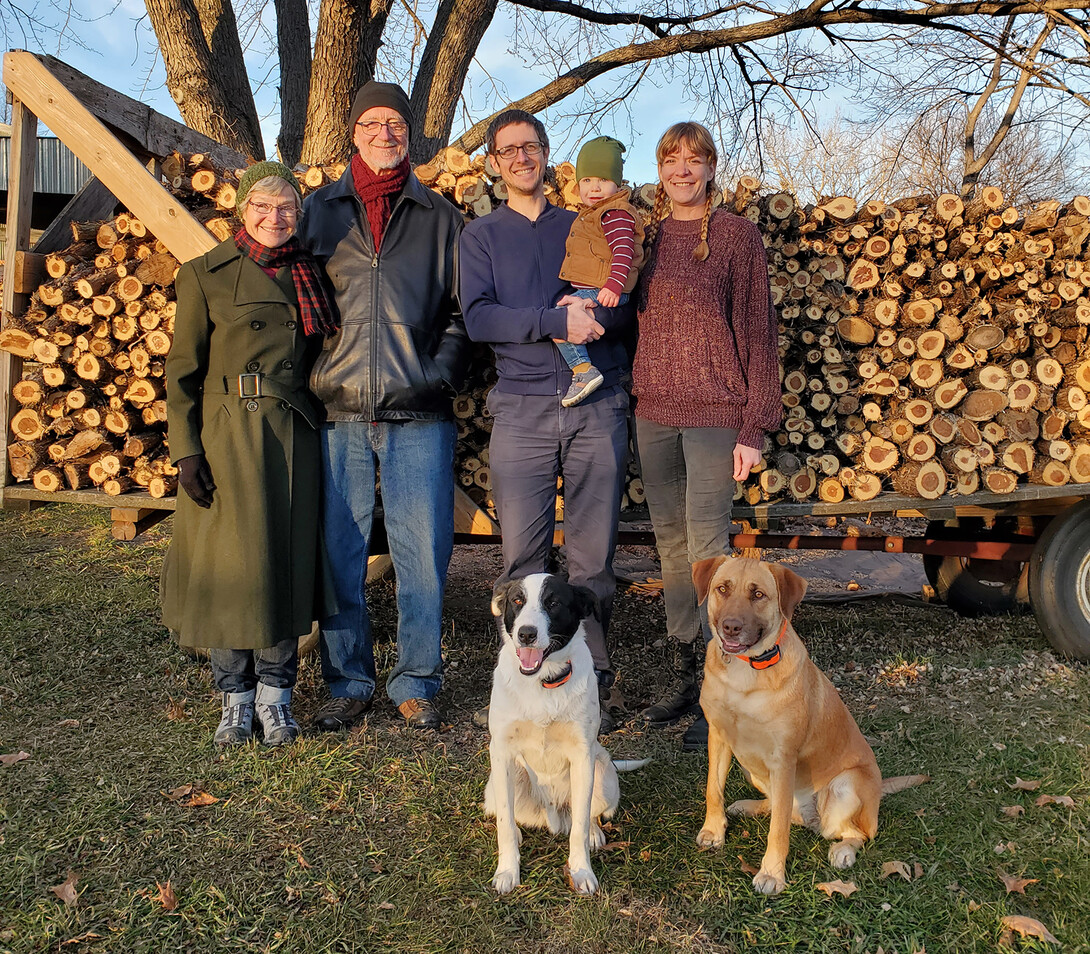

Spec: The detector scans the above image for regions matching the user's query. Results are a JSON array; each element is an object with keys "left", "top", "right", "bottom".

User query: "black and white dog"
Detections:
[{"left": 483, "top": 573, "right": 646, "bottom": 896}]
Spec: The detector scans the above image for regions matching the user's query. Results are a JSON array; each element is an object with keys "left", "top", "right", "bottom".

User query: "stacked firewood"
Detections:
[{"left": 5, "top": 145, "right": 1090, "bottom": 509}]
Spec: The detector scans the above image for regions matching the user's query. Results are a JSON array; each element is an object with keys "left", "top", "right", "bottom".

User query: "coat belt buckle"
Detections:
[{"left": 238, "top": 373, "right": 264, "bottom": 398}]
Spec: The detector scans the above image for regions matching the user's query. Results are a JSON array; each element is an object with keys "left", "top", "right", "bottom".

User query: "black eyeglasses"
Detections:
[
  {"left": 494, "top": 141, "right": 545, "bottom": 160},
  {"left": 356, "top": 119, "right": 408, "bottom": 136}
]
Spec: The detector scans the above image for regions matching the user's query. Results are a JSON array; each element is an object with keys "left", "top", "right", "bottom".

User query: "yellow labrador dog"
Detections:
[{"left": 692, "top": 556, "right": 927, "bottom": 895}]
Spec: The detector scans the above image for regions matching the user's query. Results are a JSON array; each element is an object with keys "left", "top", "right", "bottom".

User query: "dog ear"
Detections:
[
  {"left": 692, "top": 555, "right": 728, "bottom": 605},
  {"left": 491, "top": 580, "right": 516, "bottom": 618},
  {"left": 572, "top": 585, "right": 601, "bottom": 622},
  {"left": 767, "top": 563, "right": 807, "bottom": 621}
]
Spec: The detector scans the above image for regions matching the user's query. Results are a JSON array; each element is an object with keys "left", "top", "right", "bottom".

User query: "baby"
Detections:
[{"left": 556, "top": 136, "right": 645, "bottom": 406}]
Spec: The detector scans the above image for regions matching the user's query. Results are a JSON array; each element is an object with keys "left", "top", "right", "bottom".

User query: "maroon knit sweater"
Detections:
[{"left": 633, "top": 210, "right": 782, "bottom": 449}]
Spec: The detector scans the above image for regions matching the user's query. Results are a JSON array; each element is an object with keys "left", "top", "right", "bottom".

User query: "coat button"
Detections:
[
  {"left": 250, "top": 320, "right": 265, "bottom": 330},
  {"left": 281, "top": 360, "right": 293, "bottom": 370},
  {"left": 246, "top": 361, "right": 259, "bottom": 372},
  {"left": 285, "top": 320, "right": 296, "bottom": 330},
  {"left": 246, "top": 400, "right": 259, "bottom": 412},
  {"left": 280, "top": 401, "right": 291, "bottom": 410}
]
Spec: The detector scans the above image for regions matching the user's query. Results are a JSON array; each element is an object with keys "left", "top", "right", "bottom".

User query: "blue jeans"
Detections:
[
  {"left": 635, "top": 417, "right": 737, "bottom": 646},
  {"left": 209, "top": 638, "right": 298, "bottom": 693},
  {"left": 555, "top": 288, "right": 629, "bottom": 370},
  {"left": 487, "top": 386, "right": 630, "bottom": 671},
  {"left": 319, "top": 419, "right": 455, "bottom": 705}
]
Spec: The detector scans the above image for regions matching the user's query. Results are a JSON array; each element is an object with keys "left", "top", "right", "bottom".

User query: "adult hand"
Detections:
[
  {"left": 565, "top": 297, "right": 605, "bottom": 345},
  {"left": 178, "top": 454, "right": 216, "bottom": 508},
  {"left": 733, "top": 443, "right": 762, "bottom": 482},
  {"left": 595, "top": 287, "right": 620, "bottom": 309}
]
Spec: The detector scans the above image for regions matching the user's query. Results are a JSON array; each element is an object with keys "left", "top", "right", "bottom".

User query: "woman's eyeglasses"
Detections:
[{"left": 248, "top": 201, "right": 298, "bottom": 219}]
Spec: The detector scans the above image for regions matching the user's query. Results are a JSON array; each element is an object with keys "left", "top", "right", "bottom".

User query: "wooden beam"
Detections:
[
  {"left": 37, "top": 54, "right": 248, "bottom": 171},
  {"left": 3, "top": 51, "right": 218, "bottom": 263},
  {"left": 10, "top": 251, "right": 46, "bottom": 295},
  {"left": 31, "top": 176, "right": 119, "bottom": 255},
  {"left": 1, "top": 98, "right": 37, "bottom": 490}
]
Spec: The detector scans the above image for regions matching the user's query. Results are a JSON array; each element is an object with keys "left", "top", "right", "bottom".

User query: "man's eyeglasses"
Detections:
[
  {"left": 248, "top": 201, "right": 298, "bottom": 220},
  {"left": 494, "top": 141, "right": 545, "bottom": 160},
  {"left": 356, "top": 119, "right": 409, "bottom": 136}
]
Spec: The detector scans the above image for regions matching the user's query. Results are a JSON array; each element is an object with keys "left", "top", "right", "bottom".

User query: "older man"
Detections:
[
  {"left": 459, "top": 109, "right": 633, "bottom": 732},
  {"left": 299, "top": 81, "right": 469, "bottom": 730}
]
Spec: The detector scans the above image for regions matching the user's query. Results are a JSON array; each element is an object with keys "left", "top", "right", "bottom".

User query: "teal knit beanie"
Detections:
[
  {"left": 576, "top": 136, "right": 626, "bottom": 185},
  {"left": 236, "top": 161, "right": 303, "bottom": 210}
]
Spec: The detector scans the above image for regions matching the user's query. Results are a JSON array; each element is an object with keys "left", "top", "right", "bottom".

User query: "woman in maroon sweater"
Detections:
[{"left": 633, "top": 122, "right": 782, "bottom": 748}]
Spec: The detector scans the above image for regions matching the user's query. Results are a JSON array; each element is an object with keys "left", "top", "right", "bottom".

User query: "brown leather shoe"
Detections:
[
  {"left": 313, "top": 696, "right": 371, "bottom": 732},
  {"left": 398, "top": 697, "right": 441, "bottom": 729}
]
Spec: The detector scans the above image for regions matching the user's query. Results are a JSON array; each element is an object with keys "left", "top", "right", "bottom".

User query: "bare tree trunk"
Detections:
[
  {"left": 143, "top": 0, "right": 263, "bottom": 160},
  {"left": 408, "top": 0, "right": 499, "bottom": 164},
  {"left": 194, "top": 0, "right": 263, "bottom": 156},
  {"left": 274, "top": 0, "right": 312, "bottom": 166},
  {"left": 299, "top": 0, "right": 393, "bottom": 165}
]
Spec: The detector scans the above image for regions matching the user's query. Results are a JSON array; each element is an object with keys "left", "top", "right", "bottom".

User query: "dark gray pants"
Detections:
[
  {"left": 635, "top": 417, "right": 737, "bottom": 646},
  {"left": 209, "top": 637, "right": 299, "bottom": 693},
  {"left": 487, "top": 386, "right": 630, "bottom": 671}
]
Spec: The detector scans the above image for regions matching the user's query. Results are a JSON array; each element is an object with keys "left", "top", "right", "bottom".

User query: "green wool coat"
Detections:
[{"left": 161, "top": 239, "right": 329, "bottom": 650}]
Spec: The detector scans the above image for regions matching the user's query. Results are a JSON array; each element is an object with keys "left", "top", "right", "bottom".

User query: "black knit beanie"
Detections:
[{"left": 350, "top": 81, "right": 414, "bottom": 132}]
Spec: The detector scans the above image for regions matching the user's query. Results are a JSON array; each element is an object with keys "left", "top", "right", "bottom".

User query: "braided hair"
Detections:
[{"left": 646, "top": 122, "right": 719, "bottom": 262}]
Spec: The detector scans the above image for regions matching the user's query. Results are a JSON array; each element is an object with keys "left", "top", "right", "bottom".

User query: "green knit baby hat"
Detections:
[
  {"left": 575, "top": 136, "right": 626, "bottom": 186},
  {"left": 236, "top": 160, "right": 303, "bottom": 210}
]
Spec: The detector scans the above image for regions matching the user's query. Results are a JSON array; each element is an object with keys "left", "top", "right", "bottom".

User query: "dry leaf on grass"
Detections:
[
  {"left": 1000, "top": 915, "right": 1059, "bottom": 944},
  {"left": 816, "top": 880, "right": 858, "bottom": 897},
  {"left": 967, "top": 900, "right": 981, "bottom": 912},
  {"left": 0, "top": 750, "right": 30, "bottom": 767},
  {"left": 377, "top": 901, "right": 394, "bottom": 910},
  {"left": 597, "top": 841, "right": 631, "bottom": 852},
  {"left": 50, "top": 871, "right": 79, "bottom": 906},
  {"left": 881, "top": 860, "right": 912, "bottom": 881},
  {"left": 1000, "top": 805, "right": 1025, "bottom": 818},
  {"left": 165, "top": 699, "right": 187, "bottom": 721},
  {"left": 1008, "top": 777, "right": 1041, "bottom": 792},
  {"left": 60, "top": 932, "right": 102, "bottom": 946},
  {"left": 55, "top": 719, "right": 80, "bottom": 728},
  {"left": 998, "top": 870, "right": 1039, "bottom": 895},
  {"left": 1034, "top": 794, "right": 1076, "bottom": 808},
  {"left": 914, "top": 862, "right": 925, "bottom": 879},
  {"left": 737, "top": 855, "right": 759, "bottom": 876},
  {"left": 156, "top": 881, "right": 178, "bottom": 912},
  {"left": 162, "top": 783, "right": 219, "bottom": 807}
]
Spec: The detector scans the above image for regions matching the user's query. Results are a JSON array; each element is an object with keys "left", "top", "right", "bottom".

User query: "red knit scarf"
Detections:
[
  {"left": 351, "top": 153, "right": 410, "bottom": 252},
  {"left": 233, "top": 229, "right": 339, "bottom": 338}
]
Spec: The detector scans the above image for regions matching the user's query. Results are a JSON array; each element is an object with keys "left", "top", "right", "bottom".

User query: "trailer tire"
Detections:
[
  {"left": 1028, "top": 501, "right": 1090, "bottom": 661},
  {"left": 923, "top": 519, "right": 1023, "bottom": 617}
]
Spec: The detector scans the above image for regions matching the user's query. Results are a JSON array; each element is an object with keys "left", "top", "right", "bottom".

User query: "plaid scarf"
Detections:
[
  {"left": 351, "top": 153, "right": 410, "bottom": 253},
  {"left": 233, "top": 229, "right": 339, "bottom": 338}
]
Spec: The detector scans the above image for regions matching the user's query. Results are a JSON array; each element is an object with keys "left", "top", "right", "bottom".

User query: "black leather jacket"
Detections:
[{"left": 299, "top": 168, "right": 469, "bottom": 422}]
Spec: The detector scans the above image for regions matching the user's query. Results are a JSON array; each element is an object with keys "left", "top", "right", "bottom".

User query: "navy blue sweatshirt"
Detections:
[{"left": 459, "top": 202, "right": 632, "bottom": 395}]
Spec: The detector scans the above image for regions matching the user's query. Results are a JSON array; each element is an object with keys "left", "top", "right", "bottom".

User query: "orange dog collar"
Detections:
[
  {"left": 541, "top": 662, "right": 574, "bottom": 689},
  {"left": 737, "top": 619, "right": 788, "bottom": 670}
]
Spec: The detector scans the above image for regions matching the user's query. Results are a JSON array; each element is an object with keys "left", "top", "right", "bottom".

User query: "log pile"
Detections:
[{"left": 5, "top": 145, "right": 1090, "bottom": 510}]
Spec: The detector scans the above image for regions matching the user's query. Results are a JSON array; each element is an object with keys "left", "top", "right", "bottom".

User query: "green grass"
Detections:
[{"left": 1, "top": 505, "right": 1088, "bottom": 953}]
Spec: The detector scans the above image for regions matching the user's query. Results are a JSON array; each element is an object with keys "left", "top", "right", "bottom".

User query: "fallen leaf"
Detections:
[
  {"left": 994, "top": 841, "right": 1017, "bottom": 854},
  {"left": 998, "top": 870, "right": 1039, "bottom": 895},
  {"left": 967, "top": 900, "right": 981, "bottom": 912},
  {"left": 1035, "top": 794, "right": 1076, "bottom": 809},
  {"left": 1009, "top": 777, "right": 1041, "bottom": 791},
  {"left": 816, "top": 880, "right": 858, "bottom": 897},
  {"left": 60, "top": 932, "right": 102, "bottom": 946},
  {"left": 992, "top": 742, "right": 1007, "bottom": 751},
  {"left": 50, "top": 871, "right": 79, "bottom": 907},
  {"left": 881, "top": 860, "right": 911, "bottom": 881},
  {"left": 914, "top": 862, "right": 925, "bottom": 879},
  {"left": 164, "top": 783, "right": 194, "bottom": 801},
  {"left": 163, "top": 783, "right": 218, "bottom": 807},
  {"left": 156, "top": 881, "right": 178, "bottom": 912},
  {"left": 166, "top": 699, "right": 187, "bottom": 721},
  {"left": 0, "top": 751, "right": 30, "bottom": 768},
  {"left": 182, "top": 791, "right": 219, "bottom": 807},
  {"left": 295, "top": 849, "right": 312, "bottom": 869},
  {"left": 639, "top": 849, "right": 651, "bottom": 862},
  {"left": 55, "top": 719, "right": 80, "bottom": 729},
  {"left": 737, "top": 855, "right": 759, "bottom": 876},
  {"left": 377, "top": 901, "right": 394, "bottom": 910},
  {"left": 597, "top": 840, "right": 631, "bottom": 852},
  {"left": 1000, "top": 915, "right": 1059, "bottom": 944},
  {"left": 1000, "top": 805, "right": 1025, "bottom": 818}
]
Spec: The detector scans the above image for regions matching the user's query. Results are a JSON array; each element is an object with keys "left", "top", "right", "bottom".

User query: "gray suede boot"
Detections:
[
  {"left": 255, "top": 683, "right": 300, "bottom": 747},
  {"left": 214, "top": 690, "right": 255, "bottom": 746}
]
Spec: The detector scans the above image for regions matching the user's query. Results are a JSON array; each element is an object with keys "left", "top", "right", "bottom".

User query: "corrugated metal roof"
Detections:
[{"left": 0, "top": 135, "right": 92, "bottom": 194}]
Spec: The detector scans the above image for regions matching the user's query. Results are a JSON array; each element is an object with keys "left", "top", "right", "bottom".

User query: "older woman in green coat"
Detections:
[{"left": 162, "top": 161, "right": 338, "bottom": 747}]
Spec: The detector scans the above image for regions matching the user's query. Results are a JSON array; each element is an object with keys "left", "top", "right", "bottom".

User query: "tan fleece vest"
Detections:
[{"left": 559, "top": 189, "right": 646, "bottom": 294}]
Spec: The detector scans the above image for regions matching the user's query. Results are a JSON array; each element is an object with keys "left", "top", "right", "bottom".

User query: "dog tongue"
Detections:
[{"left": 517, "top": 647, "right": 544, "bottom": 672}]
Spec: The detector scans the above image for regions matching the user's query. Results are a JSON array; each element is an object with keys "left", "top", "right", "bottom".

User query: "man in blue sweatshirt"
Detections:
[{"left": 459, "top": 109, "right": 633, "bottom": 731}]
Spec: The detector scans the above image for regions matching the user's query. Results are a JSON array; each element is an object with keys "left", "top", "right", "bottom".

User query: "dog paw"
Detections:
[
  {"left": 564, "top": 864, "right": 599, "bottom": 896},
  {"left": 828, "top": 842, "right": 858, "bottom": 869},
  {"left": 696, "top": 826, "right": 725, "bottom": 848},
  {"left": 752, "top": 869, "right": 786, "bottom": 895},
  {"left": 492, "top": 868, "right": 521, "bottom": 894},
  {"left": 589, "top": 825, "right": 607, "bottom": 851},
  {"left": 727, "top": 798, "right": 765, "bottom": 817}
]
